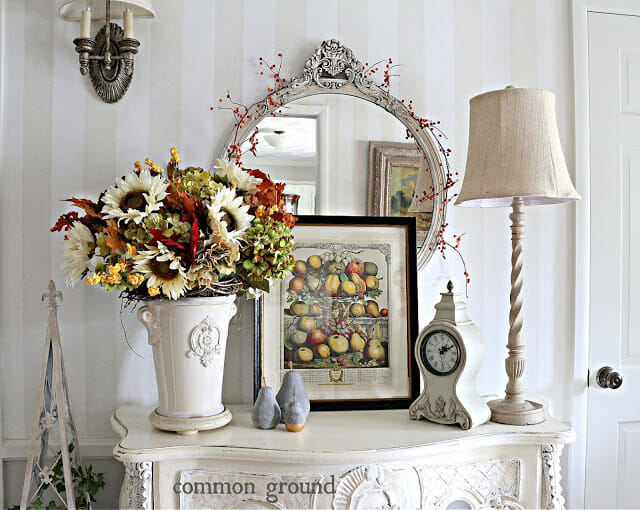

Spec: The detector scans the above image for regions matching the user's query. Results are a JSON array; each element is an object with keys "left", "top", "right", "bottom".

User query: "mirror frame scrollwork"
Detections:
[{"left": 221, "top": 39, "right": 449, "bottom": 270}]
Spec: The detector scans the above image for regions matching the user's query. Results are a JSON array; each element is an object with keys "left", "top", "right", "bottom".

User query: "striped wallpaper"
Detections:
[{"left": 1, "top": 0, "right": 576, "bottom": 504}]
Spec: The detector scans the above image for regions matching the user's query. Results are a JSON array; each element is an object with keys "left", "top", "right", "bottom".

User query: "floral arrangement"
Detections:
[{"left": 52, "top": 148, "right": 297, "bottom": 300}]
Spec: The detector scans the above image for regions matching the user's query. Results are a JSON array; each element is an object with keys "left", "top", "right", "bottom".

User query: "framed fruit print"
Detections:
[{"left": 256, "top": 215, "right": 419, "bottom": 411}]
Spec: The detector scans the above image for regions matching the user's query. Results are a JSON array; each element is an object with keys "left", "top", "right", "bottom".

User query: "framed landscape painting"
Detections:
[
  {"left": 368, "top": 141, "right": 434, "bottom": 248},
  {"left": 256, "top": 215, "right": 418, "bottom": 411}
]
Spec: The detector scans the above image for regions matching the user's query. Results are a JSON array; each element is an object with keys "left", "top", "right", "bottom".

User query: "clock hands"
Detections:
[{"left": 438, "top": 343, "right": 454, "bottom": 356}]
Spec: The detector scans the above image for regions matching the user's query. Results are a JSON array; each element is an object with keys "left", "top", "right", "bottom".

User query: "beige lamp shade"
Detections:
[
  {"left": 59, "top": 0, "right": 155, "bottom": 20},
  {"left": 455, "top": 87, "right": 580, "bottom": 207}
]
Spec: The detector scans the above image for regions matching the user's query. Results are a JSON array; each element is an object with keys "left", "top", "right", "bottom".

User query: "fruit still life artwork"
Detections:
[{"left": 282, "top": 244, "right": 390, "bottom": 371}]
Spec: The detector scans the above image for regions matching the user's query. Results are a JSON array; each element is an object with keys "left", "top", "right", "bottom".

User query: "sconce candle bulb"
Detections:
[
  {"left": 123, "top": 8, "right": 133, "bottom": 38},
  {"left": 80, "top": 7, "right": 91, "bottom": 38}
]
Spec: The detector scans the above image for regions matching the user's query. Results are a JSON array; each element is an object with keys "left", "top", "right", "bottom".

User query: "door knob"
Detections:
[{"left": 596, "top": 366, "right": 623, "bottom": 389}]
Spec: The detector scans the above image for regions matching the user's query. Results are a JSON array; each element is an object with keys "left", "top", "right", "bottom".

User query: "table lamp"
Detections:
[{"left": 455, "top": 87, "right": 580, "bottom": 425}]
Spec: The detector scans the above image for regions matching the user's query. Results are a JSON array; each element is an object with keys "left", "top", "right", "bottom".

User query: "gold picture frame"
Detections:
[{"left": 368, "top": 141, "right": 434, "bottom": 248}]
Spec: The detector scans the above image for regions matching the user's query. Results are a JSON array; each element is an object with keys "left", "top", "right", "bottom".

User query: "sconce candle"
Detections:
[
  {"left": 80, "top": 7, "right": 91, "bottom": 38},
  {"left": 123, "top": 8, "right": 133, "bottom": 38}
]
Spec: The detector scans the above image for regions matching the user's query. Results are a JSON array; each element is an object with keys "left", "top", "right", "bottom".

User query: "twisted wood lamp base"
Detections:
[{"left": 488, "top": 197, "right": 545, "bottom": 425}]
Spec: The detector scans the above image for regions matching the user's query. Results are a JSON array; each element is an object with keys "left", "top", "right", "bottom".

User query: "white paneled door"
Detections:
[{"left": 586, "top": 11, "right": 640, "bottom": 508}]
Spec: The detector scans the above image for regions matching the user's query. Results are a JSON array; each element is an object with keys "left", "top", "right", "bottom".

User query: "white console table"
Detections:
[{"left": 111, "top": 405, "right": 574, "bottom": 509}]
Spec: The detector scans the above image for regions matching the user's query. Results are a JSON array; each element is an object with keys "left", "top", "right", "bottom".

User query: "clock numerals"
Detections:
[{"left": 420, "top": 330, "right": 461, "bottom": 376}]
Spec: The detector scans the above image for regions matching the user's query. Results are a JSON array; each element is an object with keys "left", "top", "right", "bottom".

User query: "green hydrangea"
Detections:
[
  {"left": 175, "top": 167, "right": 221, "bottom": 200},
  {"left": 123, "top": 223, "right": 152, "bottom": 245},
  {"left": 124, "top": 213, "right": 191, "bottom": 245},
  {"left": 95, "top": 233, "right": 112, "bottom": 257},
  {"left": 145, "top": 213, "right": 191, "bottom": 242},
  {"left": 240, "top": 216, "right": 295, "bottom": 291}
]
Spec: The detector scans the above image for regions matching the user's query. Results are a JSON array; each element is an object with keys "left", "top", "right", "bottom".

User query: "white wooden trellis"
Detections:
[{"left": 20, "top": 281, "right": 88, "bottom": 510}]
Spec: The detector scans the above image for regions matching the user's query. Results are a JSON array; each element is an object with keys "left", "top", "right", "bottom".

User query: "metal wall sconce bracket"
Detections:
[{"left": 71, "top": 1, "right": 141, "bottom": 103}]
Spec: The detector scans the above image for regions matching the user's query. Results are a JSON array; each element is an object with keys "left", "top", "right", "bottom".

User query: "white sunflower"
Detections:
[
  {"left": 62, "top": 222, "right": 95, "bottom": 286},
  {"left": 133, "top": 242, "right": 189, "bottom": 300},
  {"left": 214, "top": 158, "right": 262, "bottom": 194},
  {"left": 101, "top": 170, "right": 169, "bottom": 225},
  {"left": 206, "top": 187, "right": 253, "bottom": 242}
]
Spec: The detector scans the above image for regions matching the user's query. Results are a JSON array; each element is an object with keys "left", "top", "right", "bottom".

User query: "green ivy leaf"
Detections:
[
  {"left": 248, "top": 278, "right": 270, "bottom": 292},
  {"left": 283, "top": 332, "right": 293, "bottom": 351}
]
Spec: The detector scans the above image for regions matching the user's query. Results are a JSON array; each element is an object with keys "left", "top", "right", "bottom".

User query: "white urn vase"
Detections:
[{"left": 138, "top": 295, "right": 237, "bottom": 434}]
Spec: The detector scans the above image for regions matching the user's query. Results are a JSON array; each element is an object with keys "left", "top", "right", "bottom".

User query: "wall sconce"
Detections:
[{"left": 58, "top": 0, "right": 155, "bottom": 103}]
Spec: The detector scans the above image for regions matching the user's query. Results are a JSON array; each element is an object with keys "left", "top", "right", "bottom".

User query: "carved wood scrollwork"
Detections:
[
  {"left": 417, "top": 458, "right": 521, "bottom": 509},
  {"left": 542, "top": 444, "right": 565, "bottom": 510},
  {"left": 409, "top": 392, "right": 471, "bottom": 430},
  {"left": 332, "top": 464, "right": 409, "bottom": 509},
  {"left": 120, "top": 461, "right": 152, "bottom": 510},
  {"left": 123, "top": 455, "right": 566, "bottom": 509},
  {"left": 291, "top": 39, "right": 363, "bottom": 90},
  {"left": 328, "top": 459, "right": 522, "bottom": 509}
]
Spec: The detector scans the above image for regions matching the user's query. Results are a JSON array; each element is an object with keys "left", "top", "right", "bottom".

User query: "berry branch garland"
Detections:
[{"left": 211, "top": 51, "right": 470, "bottom": 293}]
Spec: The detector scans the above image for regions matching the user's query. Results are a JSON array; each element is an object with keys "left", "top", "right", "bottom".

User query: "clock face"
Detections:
[{"left": 420, "top": 330, "right": 461, "bottom": 376}]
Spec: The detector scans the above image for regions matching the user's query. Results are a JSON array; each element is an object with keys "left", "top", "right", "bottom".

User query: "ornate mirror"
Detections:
[{"left": 221, "top": 39, "right": 450, "bottom": 270}]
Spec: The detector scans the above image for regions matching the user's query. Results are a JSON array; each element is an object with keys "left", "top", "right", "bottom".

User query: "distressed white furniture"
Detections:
[{"left": 111, "top": 405, "right": 574, "bottom": 509}]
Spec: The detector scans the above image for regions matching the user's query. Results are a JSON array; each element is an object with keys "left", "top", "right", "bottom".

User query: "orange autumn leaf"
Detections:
[
  {"left": 103, "top": 219, "right": 126, "bottom": 252},
  {"left": 272, "top": 210, "right": 297, "bottom": 229},
  {"left": 179, "top": 191, "right": 204, "bottom": 223},
  {"left": 163, "top": 182, "right": 185, "bottom": 213},
  {"left": 65, "top": 197, "right": 103, "bottom": 218},
  {"left": 51, "top": 212, "right": 79, "bottom": 232}
]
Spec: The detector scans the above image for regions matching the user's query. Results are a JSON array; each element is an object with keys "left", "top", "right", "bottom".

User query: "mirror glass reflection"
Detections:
[
  {"left": 242, "top": 114, "right": 318, "bottom": 214},
  {"left": 240, "top": 95, "right": 433, "bottom": 234}
]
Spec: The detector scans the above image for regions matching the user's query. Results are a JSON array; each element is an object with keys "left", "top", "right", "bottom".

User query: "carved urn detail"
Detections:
[{"left": 188, "top": 315, "right": 222, "bottom": 367}]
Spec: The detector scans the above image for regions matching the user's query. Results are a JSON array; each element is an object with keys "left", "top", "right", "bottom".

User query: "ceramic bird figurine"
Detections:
[
  {"left": 251, "top": 380, "right": 280, "bottom": 430},
  {"left": 284, "top": 392, "right": 307, "bottom": 432},
  {"left": 276, "top": 366, "right": 310, "bottom": 424}
]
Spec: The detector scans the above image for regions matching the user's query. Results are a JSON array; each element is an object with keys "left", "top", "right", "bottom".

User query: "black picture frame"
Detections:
[{"left": 254, "top": 215, "right": 419, "bottom": 411}]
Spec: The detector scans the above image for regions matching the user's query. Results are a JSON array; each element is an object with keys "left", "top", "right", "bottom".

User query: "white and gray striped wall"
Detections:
[{"left": 0, "top": 1, "right": 576, "bottom": 506}]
